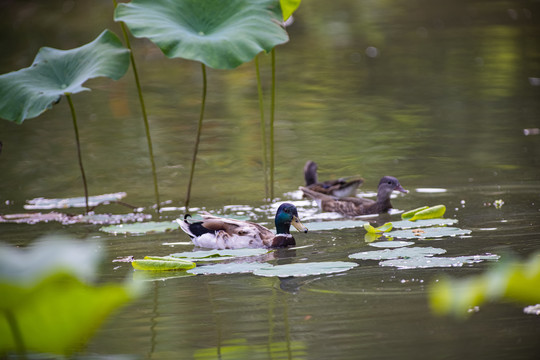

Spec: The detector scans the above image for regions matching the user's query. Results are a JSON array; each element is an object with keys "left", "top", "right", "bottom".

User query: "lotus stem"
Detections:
[
  {"left": 255, "top": 55, "right": 270, "bottom": 200},
  {"left": 113, "top": 0, "right": 161, "bottom": 212},
  {"left": 270, "top": 48, "right": 276, "bottom": 200},
  {"left": 66, "top": 93, "right": 89, "bottom": 213},
  {"left": 185, "top": 63, "right": 207, "bottom": 209},
  {"left": 4, "top": 309, "right": 26, "bottom": 357}
]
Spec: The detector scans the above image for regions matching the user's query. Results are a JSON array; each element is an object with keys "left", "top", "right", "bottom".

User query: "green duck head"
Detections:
[{"left": 275, "top": 203, "right": 308, "bottom": 235}]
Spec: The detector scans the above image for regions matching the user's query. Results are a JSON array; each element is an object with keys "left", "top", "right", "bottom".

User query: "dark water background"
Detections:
[{"left": 1, "top": 0, "right": 540, "bottom": 358}]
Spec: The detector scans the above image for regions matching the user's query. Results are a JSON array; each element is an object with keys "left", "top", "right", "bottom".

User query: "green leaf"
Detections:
[
  {"left": 401, "top": 206, "right": 429, "bottom": 220},
  {"left": 0, "top": 30, "right": 129, "bottom": 124},
  {"left": 253, "top": 261, "right": 358, "bottom": 278},
  {"left": 381, "top": 254, "right": 500, "bottom": 269},
  {"left": 114, "top": 0, "right": 289, "bottom": 69},
  {"left": 364, "top": 222, "right": 393, "bottom": 234},
  {"left": 0, "top": 237, "right": 141, "bottom": 355},
  {"left": 280, "top": 0, "right": 301, "bottom": 20},
  {"left": 402, "top": 205, "right": 446, "bottom": 221},
  {"left": 100, "top": 221, "right": 180, "bottom": 235},
  {"left": 369, "top": 241, "right": 414, "bottom": 248},
  {"left": 132, "top": 259, "right": 196, "bottom": 271}
]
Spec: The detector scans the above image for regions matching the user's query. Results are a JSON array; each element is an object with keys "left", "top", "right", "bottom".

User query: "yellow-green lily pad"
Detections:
[
  {"left": 131, "top": 258, "right": 195, "bottom": 271},
  {"left": 401, "top": 206, "right": 429, "bottom": 220},
  {"left": 364, "top": 222, "right": 393, "bottom": 234},
  {"left": 402, "top": 205, "right": 446, "bottom": 221}
]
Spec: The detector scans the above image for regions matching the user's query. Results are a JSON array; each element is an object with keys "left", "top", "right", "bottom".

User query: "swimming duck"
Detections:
[
  {"left": 177, "top": 203, "right": 308, "bottom": 249},
  {"left": 303, "top": 160, "right": 364, "bottom": 198},
  {"left": 300, "top": 176, "right": 408, "bottom": 216}
]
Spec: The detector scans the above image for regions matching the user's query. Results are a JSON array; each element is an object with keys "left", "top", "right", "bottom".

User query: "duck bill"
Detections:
[
  {"left": 292, "top": 216, "right": 308, "bottom": 233},
  {"left": 395, "top": 185, "right": 409, "bottom": 194}
]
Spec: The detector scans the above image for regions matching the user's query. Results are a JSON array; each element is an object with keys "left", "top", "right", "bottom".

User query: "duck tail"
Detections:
[{"left": 300, "top": 186, "right": 335, "bottom": 201}]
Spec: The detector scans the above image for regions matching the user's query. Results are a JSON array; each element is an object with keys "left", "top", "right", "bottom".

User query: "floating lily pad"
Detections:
[
  {"left": 187, "top": 262, "right": 267, "bottom": 275},
  {"left": 171, "top": 248, "right": 270, "bottom": 262},
  {"left": 409, "top": 205, "right": 446, "bottom": 221},
  {"left": 0, "top": 212, "right": 151, "bottom": 225},
  {"left": 305, "top": 220, "right": 367, "bottom": 231},
  {"left": 401, "top": 206, "right": 429, "bottom": 220},
  {"left": 24, "top": 192, "right": 127, "bottom": 210},
  {"left": 381, "top": 254, "right": 500, "bottom": 269},
  {"left": 100, "top": 221, "right": 179, "bottom": 235},
  {"left": 132, "top": 258, "right": 195, "bottom": 271},
  {"left": 369, "top": 241, "right": 414, "bottom": 248},
  {"left": 391, "top": 218, "right": 458, "bottom": 229},
  {"left": 253, "top": 261, "right": 359, "bottom": 278},
  {"left": 349, "top": 246, "right": 447, "bottom": 261},
  {"left": 386, "top": 227, "right": 471, "bottom": 239}
]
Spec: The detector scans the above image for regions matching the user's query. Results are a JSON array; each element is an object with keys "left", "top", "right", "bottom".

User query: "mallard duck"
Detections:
[
  {"left": 303, "top": 160, "right": 364, "bottom": 198},
  {"left": 301, "top": 176, "right": 408, "bottom": 216},
  {"left": 177, "top": 203, "right": 308, "bottom": 249}
]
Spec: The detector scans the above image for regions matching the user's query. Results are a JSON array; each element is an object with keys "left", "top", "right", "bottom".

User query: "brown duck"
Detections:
[
  {"left": 301, "top": 176, "right": 408, "bottom": 216},
  {"left": 303, "top": 160, "right": 364, "bottom": 198}
]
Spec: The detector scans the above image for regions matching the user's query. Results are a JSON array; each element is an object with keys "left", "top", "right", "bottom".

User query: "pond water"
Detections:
[{"left": 1, "top": 0, "right": 540, "bottom": 359}]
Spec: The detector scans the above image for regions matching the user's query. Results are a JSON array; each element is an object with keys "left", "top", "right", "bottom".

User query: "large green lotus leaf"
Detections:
[
  {"left": 369, "top": 240, "right": 414, "bottom": 248},
  {"left": 386, "top": 227, "right": 471, "bottom": 239},
  {"left": 253, "top": 261, "right": 358, "bottom": 278},
  {"left": 348, "top": 246, "right": 447, "bottom": 261},
  {"left": 114, "top": 0, "right": 289, "bottom": 69},
  {"left": 381, "top": 254, "right": 500, "bottom": 269},
  {"left": 0, "top": 30, "right": 129, "bottom": 124},
  {"left": 100, "top": 221, "right": 180, "bottom": 235},
  {"left": 0, "top": 273, "right": 134, "bottom": 355}
]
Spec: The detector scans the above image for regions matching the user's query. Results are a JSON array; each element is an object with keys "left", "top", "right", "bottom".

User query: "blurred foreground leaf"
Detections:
[
  {"left": 0, "top": 237, "right": 142, "bottom": 356},
  {"left": 430, "top": 253, "right": 540, "bottom": 318}
]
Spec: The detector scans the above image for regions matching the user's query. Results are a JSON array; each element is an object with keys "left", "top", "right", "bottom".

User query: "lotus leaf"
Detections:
[
  {"left": 381, "top": 254, "right": 500, "bottom": 269},
  {"left": 0, "top": 30, "right": 129, "bottom": 124},
  {"left": 114, "top": 0, "right": 289, "bottom": 69},
  {"left": 100, "top": 221, "right": 179, "bottom": 235},
  {"left": 25, "top": 192, "right": 127, "bottom": 210},
  {"left": 391, "top": 218, "right": 458, "bottom": 229},
  {"left": 409, "top": 205, "right": 446, "bottom": 221},
  {"left": 253, "top": 261, "right": 358, "bottom": 278},
  {"left": 401, "top": 206, "right": 429, "bottom": 220},
  {"left": 305, "top": 219, "right": 367, "bottom": 231},
  {"left": 349, "top": 246, "right": 447, "bottom": 261},
  {"left": 386, "top": 227, "right": 471, "bottom": 239},
  {"left": 132, "top": 258, "right": 195, "bottom": 271},
  {"left": 369, "top": 241, "right": 414, "bottom": 248},
  {"left": 187, "top": 262, "right": 268, "bottom": 275}
]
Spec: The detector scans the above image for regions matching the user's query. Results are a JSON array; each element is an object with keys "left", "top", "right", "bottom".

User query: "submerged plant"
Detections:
[
  {"left": 114, "top": 0, "right": 289, "bottom": 207},
  {"left": 0, "top": 30, "right": 130, "bottom": 213}
]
